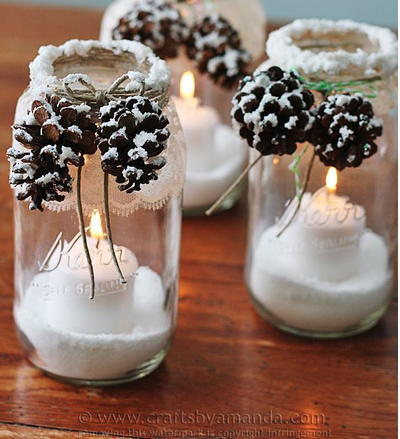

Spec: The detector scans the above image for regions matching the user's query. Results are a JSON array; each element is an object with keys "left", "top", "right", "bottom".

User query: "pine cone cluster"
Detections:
[
  {"left": 112, "top": 0, "right": 188, "bottom": 59},
  {"left": 231, "top": 66, "right": 315, "bottom": 156},
  {"left": 97, "top": 96, "right": 170, "bottom": 193},
  {"left": 186, "top": 14, "right": 251, "bottom": 88},
  {"left": 8, "top": 96, "right": 97, "bottom": 210},
  {"left": 310, "top": 93, "right": 382, "bottom": 170}
]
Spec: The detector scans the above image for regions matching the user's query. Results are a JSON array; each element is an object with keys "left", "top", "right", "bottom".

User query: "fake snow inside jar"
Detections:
[
  {"left": 9, "top": 39, "right": 186, "bottom": 385},
  {"left": 233, "top": 19, "right": 397, "bottom": 338},
  {"left": 100, "top": 0, "right": 267, "bottom": 215}
]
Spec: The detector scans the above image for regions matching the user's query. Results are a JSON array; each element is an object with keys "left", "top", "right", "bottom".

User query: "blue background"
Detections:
[{"left": 0, "top": 0, "right": 397, "bottom": 28}]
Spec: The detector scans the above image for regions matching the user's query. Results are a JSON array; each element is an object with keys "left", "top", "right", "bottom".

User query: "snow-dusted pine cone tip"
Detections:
[
  {"left": 231, "top": 66, "right": 315, "bottom": 155},
  {"left": 310, "top": 93, "right": 382, "bottom": 170},
  {"left": 97, "top": 96, "right": 170, "bottom": 193},
  {"left": 186, "top": 14, "right": 251, "bottom": 89},
  {"left": 8, "top": 95, "right": 98, "bottom": 210},
  {"left": 112, "top": 0, "right": 188, "bottom": 59}
]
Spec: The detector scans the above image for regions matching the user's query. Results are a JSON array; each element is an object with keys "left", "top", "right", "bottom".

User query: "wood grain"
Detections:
[{"left": 0, "top": 3, "right": 397, "bottom": 439}]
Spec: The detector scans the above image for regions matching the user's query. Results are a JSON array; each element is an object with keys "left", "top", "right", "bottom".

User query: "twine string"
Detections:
[
  {"left": 65, "top": 72, "right": 166, "bottom": 298},
  {"left": 62, "top": 73, "right": 165, "bottom": 107}
]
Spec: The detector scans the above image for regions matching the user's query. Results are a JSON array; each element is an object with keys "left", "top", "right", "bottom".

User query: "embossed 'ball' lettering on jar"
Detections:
[
  {"left": 9, "top": 39, "right": 186, "bottom": 385},
  {"left": 244, "top": 20, "right": 397, "bottom": 338},
  {"left": 100, "top": 0, "right": 266, "bottom": 215}
]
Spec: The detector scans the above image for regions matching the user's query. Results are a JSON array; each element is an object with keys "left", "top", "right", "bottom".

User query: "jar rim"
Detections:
[
  {"left": 266, "top": 19, "right": 398, "bottom": 79},
  {"left": 29, "top": 39, "right": 171, "bottom": 96}
]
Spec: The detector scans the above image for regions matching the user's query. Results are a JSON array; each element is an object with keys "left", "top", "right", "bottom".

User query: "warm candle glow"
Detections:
[
  {"left": 326, "top": 167, "right": 338, "bottom": 194},
  {"left": 180, "top": 71, "right": 195, "bottom": 100},
  {"left": 89, "top": 209, "right": 104, "bottom": 240}
]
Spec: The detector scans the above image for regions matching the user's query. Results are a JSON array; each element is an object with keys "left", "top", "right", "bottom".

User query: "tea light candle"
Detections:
[
  {"left": 35, "top": 209, "right": 138, "bottom": 334},
  {"left": 250, "top": 168, "right": 392, "bottom": 333},
  {"left": 173, "top": 71, "right": 247, "bottom": 211},
  {"left": 276, "top": 168, "right": 366, "bottom": 281}
]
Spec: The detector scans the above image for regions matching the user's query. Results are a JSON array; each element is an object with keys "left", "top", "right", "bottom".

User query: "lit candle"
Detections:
[
  {"left": 249, "top": 168, "right": 392, "bottom": 333},
  {"left": 173, "top": 71, "right": 247, "bottom": 210},
  {"left": 174, "top": 71, "right": 221, "bottom": 172},
  {"left": 277, "top": 168, "right": 366, "bottom": 281},
  {"left": 38, "top": 209, "right": 138, "bottom": 335}
]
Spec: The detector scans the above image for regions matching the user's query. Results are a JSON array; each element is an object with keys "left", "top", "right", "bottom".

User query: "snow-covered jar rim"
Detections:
[
  {"left": 266, "top": 19, "right": 398, "bottom": 80},
  {"left": 29, "top": 39, "right": 171, "bottom": 98},
  {"left": 13, "top": 39, "right": 186, "bottom": 216}
]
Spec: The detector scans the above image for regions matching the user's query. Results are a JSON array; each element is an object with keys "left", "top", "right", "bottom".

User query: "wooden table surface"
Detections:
[{"left": 0, "top": 4, "right": 397, "bottom": 439}]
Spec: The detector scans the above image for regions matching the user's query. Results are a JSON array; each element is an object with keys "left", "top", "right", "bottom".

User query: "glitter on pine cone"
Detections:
[
  {"left": 8, "top": 95, "right": 98, "bottom": 210},
  {"left": 186, "top": 14, "right": 251, "bottom": 89},
  {"left": 112, "top": 0, "right": 188, "bottom": 59},
  {"left": 97, "top": 96, "right": 170, "bottom": 193},
  {"left": 231, "top": 66, "right": 315, "bottom": 155},
  {"left": 310, "top": 94, "right": 382, "bottom": 170}
]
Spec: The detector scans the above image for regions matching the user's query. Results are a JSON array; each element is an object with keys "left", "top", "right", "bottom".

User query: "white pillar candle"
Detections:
[
  {"left": 173, "top": 71, "right": 221, "bottom": 173},
  {"left": 249, "top": 168, "right": 392, "bottom": 332},
  {"left": 173, "top": 71, "right": 247, "bottom": 209},
  {"left": 276, "top": 168, "right": 366, "bottom": 282},
  {"left": 36, "top": 210, "right": 138, "bottom": 335}
]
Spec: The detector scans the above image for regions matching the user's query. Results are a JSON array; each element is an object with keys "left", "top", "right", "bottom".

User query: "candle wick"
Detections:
[{"left": 96, "top": 239, "right": 100, "bottom": 250}]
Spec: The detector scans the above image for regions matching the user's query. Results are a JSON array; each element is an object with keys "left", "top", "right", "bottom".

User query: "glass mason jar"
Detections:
[
  {"left": 11, "top": 40, "right": 185, "bottom": 385},
  {"left": 246, "top": 20, "right": 398, "bottom": 338},
  {"left": 100, "top": 0, "right": 266, "bottom": 215}
]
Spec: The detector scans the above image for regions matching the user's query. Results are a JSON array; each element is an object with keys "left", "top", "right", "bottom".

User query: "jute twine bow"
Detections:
[
  {"left": 61, "top": 73, "right": 169, "bottom": 108},
  {"left": 60, "top": 72, "right": 170, "bottom": 299}
]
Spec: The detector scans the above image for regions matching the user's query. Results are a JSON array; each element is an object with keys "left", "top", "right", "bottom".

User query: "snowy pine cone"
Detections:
[
  {"left": 97, "top": 96, "right": 170, "bottom": 193},
  {"left": 186, "top": 14, "right": 251, "bottom": 88},
  {"left": 310, "top": 94, "right": 382, "bottom": 170},
  {"left": 231, "top": 66, "right": 315, "bottom": 155},
  {"left": 112, "top": 0, "right": 188, "bottom": 59},
  {"left": 8, "top": 95, "right": 97, "bottom": 210}
]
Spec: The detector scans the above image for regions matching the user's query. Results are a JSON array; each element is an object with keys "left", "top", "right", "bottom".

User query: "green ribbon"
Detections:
[{"left": 291, "top": 68, "right": 381, "bottom": 99}]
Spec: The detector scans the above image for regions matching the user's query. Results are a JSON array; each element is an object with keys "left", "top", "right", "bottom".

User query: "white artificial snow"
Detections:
[
  {"left": 267, "top": 19, "right": 398, "bottom": 78},
  {"left": 74, "top": 103, "right": 92, "bottom": 114},
  {"left": 284, "top": 116, "right": 298, "bottom": 130},
  {"left": 338, "top": 126, "right": 354, "bottom": 146},
  {"left": 183, "top": 123, "right": 248, "bottom": 210},
  {"left": 29, "top": 39, "right": 170, "bottom": 96},
  {"left": 133, "top": 131, "right": 157, "bottom": 148},
  {"left": 35, "top": 172, "right": 59, "bottom": 186},
  {"left": 123, "top": 166, "right": 144, "bottom": 179},
  {"left": 128, "top": 146, "right": 148, "bottom": 160},
  {"left": 14, "top": 128, "right": 33, "bottom": 143},
  {"left": 102, "top": 147, "right": 119, "bottom": 161},
  {"left": 56, "top": 146, "right": 80, "bottom": 167},
  {"left": 63, "top": 73, "right": 92, "bottom": 86},
  {"left": 15, "top": 266, "right": 172, "bottom": 380},
  {"left": 250, "top": 226, "right": 392, "bottom": 332},
  {"left": 67, "top": 125, "right": 82, "bottom": 135}
]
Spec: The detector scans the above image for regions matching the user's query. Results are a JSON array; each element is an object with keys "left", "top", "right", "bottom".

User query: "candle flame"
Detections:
[
  {"left": 180, "top": 71, "right": 195, "bottom": 100},
  {"left": 89, "top": 209, "right": 104, "bottom": 240},
  {"left": 326, "top": 167, "right": 338, "bottom": 193}
]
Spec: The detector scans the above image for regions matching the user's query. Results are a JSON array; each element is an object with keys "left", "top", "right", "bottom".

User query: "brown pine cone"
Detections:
[
  {"left": 97, "top": 96, "right": 170, "bottom": 193},
  {"left": 186, "top": 14, "right": 251, "bottom": 88},
  {"left": 9, "top": 95, "right": 97, "bottom": 210},
  {"left": 231, "top": 66, "right": 315, "bottom": 156},
  {"left": 310, "top": 94, "right": 382, "bottom": 170},
  {"left": 7, "top": 146, "right": 73, "bottom": 211},
  {"left": 112, "top": 0, "right": 188, "bottom": 59},
  {"left": 14, "top": 95, "right": 98, "bottom": 158}
]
